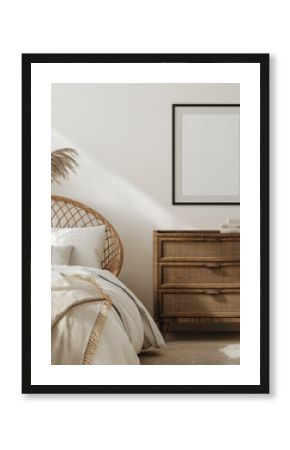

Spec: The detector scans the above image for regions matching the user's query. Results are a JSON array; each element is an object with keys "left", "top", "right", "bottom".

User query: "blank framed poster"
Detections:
[{"left": 173, "top": 104, "right": 240, "bottom": 204}]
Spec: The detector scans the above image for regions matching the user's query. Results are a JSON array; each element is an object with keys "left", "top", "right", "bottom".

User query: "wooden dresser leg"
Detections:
[{"left": 161, "top": 321, "right": 169, "bottom": 339}]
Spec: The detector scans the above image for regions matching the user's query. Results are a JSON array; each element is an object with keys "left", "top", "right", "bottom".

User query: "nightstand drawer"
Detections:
[
  {"left": 160, "top": 290, "right": 240, "bottom": 317},
  {"left": 160, "top": 238, "right": 239, "bottom": 260},
  {"left": 160, "top": 263, "right": 240, "bottom": 287}
]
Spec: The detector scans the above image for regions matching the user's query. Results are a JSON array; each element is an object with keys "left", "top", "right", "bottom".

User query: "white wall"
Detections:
[{"left": 51, "top": 83, "right": 240, "bottom": 312}]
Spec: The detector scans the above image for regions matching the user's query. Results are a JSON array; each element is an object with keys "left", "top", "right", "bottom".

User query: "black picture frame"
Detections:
[
  {"left": 22, "top": 53, "right": 269, "bottom": 394},
  {"left": 172, "top": 103, "right": 241, "bottom": 205}
]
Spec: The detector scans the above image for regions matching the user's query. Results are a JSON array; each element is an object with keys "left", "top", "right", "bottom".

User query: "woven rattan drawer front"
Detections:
[
  {"left": 160, "top": 238, "right": 239, "bottom": 261},
  {"left": 160, "top": 263, "right": 240, "bottom": 288},
  {"left": 160, "top": 290, "right": 240, "bottom": 317}
]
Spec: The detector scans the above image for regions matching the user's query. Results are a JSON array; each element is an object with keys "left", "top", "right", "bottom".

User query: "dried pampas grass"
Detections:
[{"left": 51, "top": 148, "right": 78, "bottom": 184}]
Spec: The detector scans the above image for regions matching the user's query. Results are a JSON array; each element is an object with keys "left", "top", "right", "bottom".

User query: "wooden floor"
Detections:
[{"left": 140, "top": 332, "right": 240, "bottom": 365}]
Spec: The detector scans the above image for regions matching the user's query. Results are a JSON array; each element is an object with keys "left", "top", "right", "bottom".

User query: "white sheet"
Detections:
[{"left": 51, "top": 265, "right": 165, "bottom": 364}]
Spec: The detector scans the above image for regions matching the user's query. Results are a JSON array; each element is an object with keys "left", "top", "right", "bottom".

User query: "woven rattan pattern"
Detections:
[{"left": 51, "top": 195, "right": 123, "bottom": 276}]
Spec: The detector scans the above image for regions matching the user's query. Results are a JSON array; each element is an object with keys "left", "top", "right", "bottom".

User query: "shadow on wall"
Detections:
[{"left": 51, "top": 129, "right": 196, "bottom": 312}]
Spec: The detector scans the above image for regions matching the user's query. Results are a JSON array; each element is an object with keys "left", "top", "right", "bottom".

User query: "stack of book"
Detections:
[{"left": 220, "top": 218, "right": 240, "bottom": 233}]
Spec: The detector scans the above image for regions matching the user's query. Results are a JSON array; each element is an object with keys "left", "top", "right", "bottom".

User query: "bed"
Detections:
[{"left": 51, "top": 195, "right": 164, "bottom": 365}]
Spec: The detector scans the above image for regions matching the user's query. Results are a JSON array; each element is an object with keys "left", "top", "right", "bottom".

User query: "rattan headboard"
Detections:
[{"left": 51, "top": 195, "right": 123, "bottom": 276}]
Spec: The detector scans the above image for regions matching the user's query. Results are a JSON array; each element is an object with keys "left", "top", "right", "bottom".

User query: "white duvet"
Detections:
[{"left": 51, "top": 265, "right": 165, "bottom": 364}]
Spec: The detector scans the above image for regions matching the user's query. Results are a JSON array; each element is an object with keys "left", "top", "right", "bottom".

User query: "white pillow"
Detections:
[
  {"left": 51, "top": 245, "right": 73, "bottom": 265},
  {"left": 51, "top": 226, "right": 106, "bottom": 268}
]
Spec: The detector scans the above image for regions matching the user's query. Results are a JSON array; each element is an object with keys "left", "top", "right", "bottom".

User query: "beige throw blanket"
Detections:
[{"left": 52, "top": 274, "right": 111, "bottom": 365}]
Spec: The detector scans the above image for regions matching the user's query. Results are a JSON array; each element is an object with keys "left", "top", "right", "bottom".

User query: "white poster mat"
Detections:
[
  {"left": 31, "top": 62, "right": 260, "bottom": 385},
  {"left": 174, "top": 105, "right": 240, "bottom": 202}
]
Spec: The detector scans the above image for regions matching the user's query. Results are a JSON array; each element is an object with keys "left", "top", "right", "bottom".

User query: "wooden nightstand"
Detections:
[{"left": 153, "top": 230, "right": 240, "bottom": 335}]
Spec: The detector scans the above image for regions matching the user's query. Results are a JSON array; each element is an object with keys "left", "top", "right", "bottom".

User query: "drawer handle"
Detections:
[
  {"left": 204, "top": 263, "right": 221, "bottom": 269},
  {"left": 204, "top": 290, "right": 221, "bottom": 295},
  {"left": 194, "top": 238, "right": 220, "bottom": 243}
]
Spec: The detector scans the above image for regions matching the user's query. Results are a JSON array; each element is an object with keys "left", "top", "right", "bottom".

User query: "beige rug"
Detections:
[{"left": 140, "top": 333, "right": 240, "bottom": 365}]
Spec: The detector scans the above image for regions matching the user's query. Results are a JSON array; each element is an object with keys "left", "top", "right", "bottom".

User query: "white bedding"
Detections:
[{"left": 51, "top": 265, "right": 165, "bottom": 364}]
